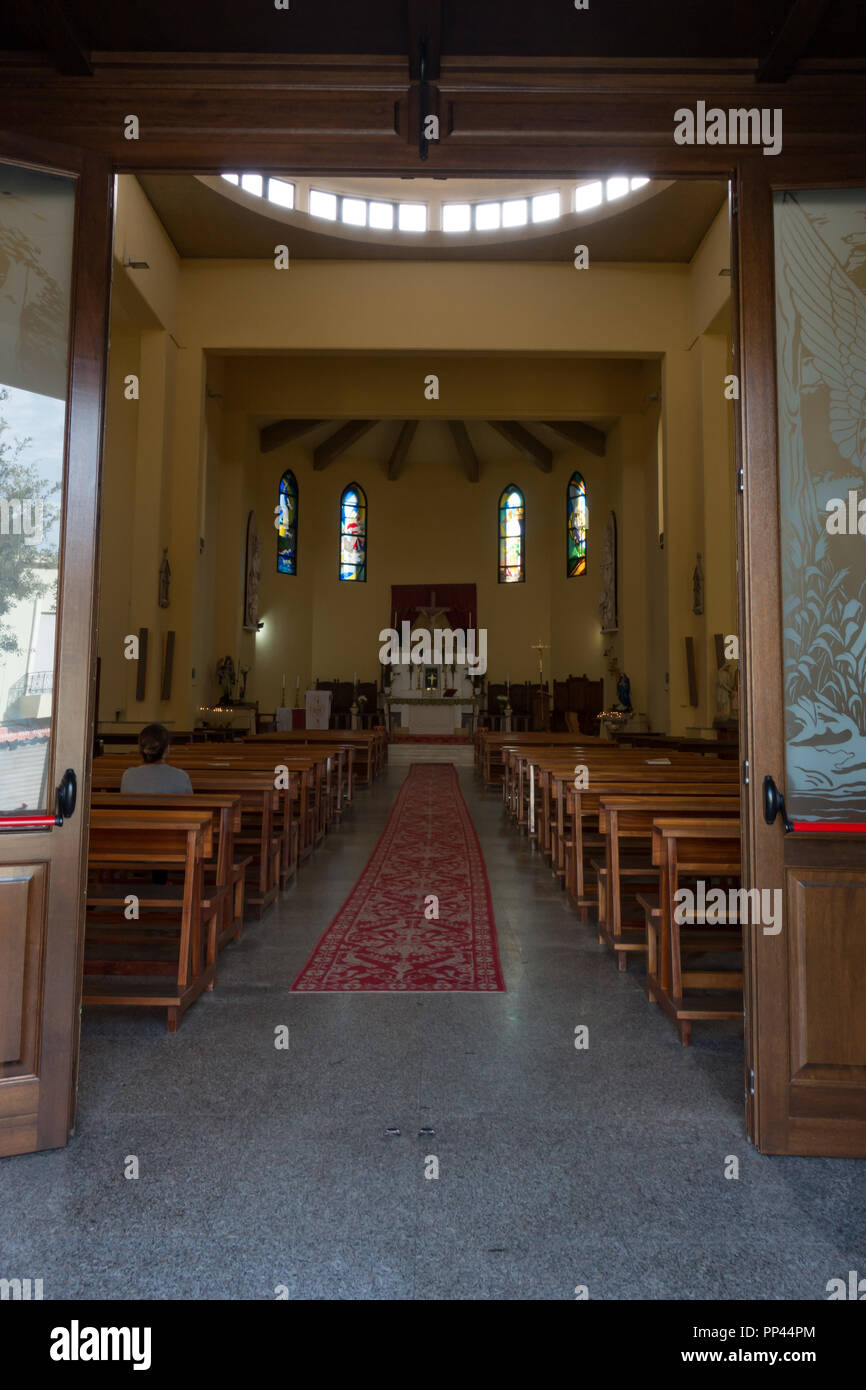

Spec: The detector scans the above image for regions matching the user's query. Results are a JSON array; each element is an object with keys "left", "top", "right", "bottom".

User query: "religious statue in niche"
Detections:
[
  {"left": 243, "top": 510, "right": 260, "bottom": 630},
  {"left": 616, "top": 671, "right": 632, "bottom": 712},
  {"left": 598, "top": 511, "right": 618, "bottom": 632},
  {"left": 692, "top": 553, "right": 705, "bottom": 615},
  {"left": 158, "top": 548, "right": 171, "bottom": 608},
  {"left": 216, "top": 655, "right": 236, "bottom": 705}
]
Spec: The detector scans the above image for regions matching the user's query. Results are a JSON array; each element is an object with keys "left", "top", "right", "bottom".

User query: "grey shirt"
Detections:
[{"left": 120, "top": 762, "right": 193, "bottom": 795}]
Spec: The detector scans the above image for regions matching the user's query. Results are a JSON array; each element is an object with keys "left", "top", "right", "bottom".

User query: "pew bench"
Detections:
[
  {"left": 643, "top": 816, "right": 744, "bottom": 1045},
  {"left": 84, "top": 808, "right": 216, "bottom": 1032}
]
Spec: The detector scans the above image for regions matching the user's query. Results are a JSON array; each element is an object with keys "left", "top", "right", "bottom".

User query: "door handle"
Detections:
[
  {"left": 55, "top": 768, "right": 77, "bottom": 824},
  {"left": 762, "top": 775, "right": 793, "bottom": 833}
]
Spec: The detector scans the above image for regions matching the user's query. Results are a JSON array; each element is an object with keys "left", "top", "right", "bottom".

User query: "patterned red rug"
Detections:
[
  {"left": 390, "top": 734, "right": 470, "bottom": 744},
  {"left": 291, "top": 763, "right": 505, "bottom": 992}
]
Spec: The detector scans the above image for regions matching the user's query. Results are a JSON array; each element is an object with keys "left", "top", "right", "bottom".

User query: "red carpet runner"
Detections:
[{"left": 291, "top": 763, "right": 505, "bottom": 992}]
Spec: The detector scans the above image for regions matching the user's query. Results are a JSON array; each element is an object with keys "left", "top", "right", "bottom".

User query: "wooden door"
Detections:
[
  {"left": 739, "top": 158, "right": 866, "bottom": 1157},
  {"left": 0, "top": 136, "right": 112, "bottom": 1156}
]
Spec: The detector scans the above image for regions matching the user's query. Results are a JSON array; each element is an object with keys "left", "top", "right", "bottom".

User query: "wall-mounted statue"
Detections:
[
  {"left": 243, "top": 511, "right": 260, "bottom": 630},
  {"left": 598, "top": 511, "right": 618, "bottom": 632},
  {"left": 716, "top": 658, "right": 739, "bottom": 719},
  {"left": 692, "top": 552, "right": 705, "bottom": 615},
  {"left": 158, "top": 548, "right": 171, "bottom": 608}
]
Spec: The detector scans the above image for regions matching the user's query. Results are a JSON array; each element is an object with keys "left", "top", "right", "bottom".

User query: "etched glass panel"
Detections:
[
  {"left": 0, "top": 161, "right": 74, "bottom": 814},
  {"left": 774, "top": 189, "right": 866, "bottom": 824}
]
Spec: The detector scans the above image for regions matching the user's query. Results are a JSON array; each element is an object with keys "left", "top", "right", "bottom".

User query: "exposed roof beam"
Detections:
[
  {"left": 488, "top": 420, "right": 552, "bottom": 473},
  {"left": 756, "top": 0, "right": 832, "bottom": 82},
  {"left": 21, "top": 0, "right": 92, "bottom": 75},
  {"left": 407, "top": 0, "right": 442, "bottom": 80},
  {"left": 259, "top": 418, "right": 326, "bottom": 453},
  {"left": 387, "top": 420, "right": 418, "bottom": 480},
  {"left": 542, "top": 419, "right": 607, "bottom": 457},
  {"left": 313, "top": 419, "right": 378, "bottom": 471},
  {"left": 448, "top": 420, "right": 480, "bottom": 482}
]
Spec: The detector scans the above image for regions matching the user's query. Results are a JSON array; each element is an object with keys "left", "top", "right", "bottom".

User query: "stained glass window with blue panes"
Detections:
[
  {"left": 567, "top": 472, "right": 588, "bottom": 577},
  {"left": 277, "top": 469, "right": 298, "bottom": 574},
  {"left": 339, "top": 483, "right": 367, "bottom": 581},
  {"left": 498, "top": 485, "right": 525, "bottom": 583}
]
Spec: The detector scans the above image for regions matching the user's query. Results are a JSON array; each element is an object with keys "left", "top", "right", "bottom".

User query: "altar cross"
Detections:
[{"left": 531, "top": 636, "right": 550, "bottom": 683}]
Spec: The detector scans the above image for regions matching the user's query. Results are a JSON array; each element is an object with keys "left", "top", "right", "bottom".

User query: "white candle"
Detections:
[{"left": 353, "top": 671, "right": 357, "bottom": 685}]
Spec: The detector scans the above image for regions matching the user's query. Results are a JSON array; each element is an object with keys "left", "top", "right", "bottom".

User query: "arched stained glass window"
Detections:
[
  {"left": 567, "top": 472, "right": 588, "bottom": 577},
  {"left": 276, "top": 469, "right": 298, "bottom": 574},
  {"left": 498, "top": 485, "right": 525, "bottom": 583},
  {"left": 339, "top": 483, "right": 367, "bottom": 582}
]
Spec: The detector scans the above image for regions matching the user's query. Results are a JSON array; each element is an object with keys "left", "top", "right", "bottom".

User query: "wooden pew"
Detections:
[
  {"left": 91, "top": 792, "right": 248, "bottom": 949},
  {"left": 596, "top": 793, "right": 740, "bottom": 970},
  {"left": 84, "top": 808, "right": 215, "bottom": 1032},
  {"left": 641, "top": 817, "right": 743, "bottom": 1045},
  {"left": 91, "top": 760, "right": 283, "bottom": 917},
  {"left": 560, "top": 765, "right": 738, "bottom": 905}
]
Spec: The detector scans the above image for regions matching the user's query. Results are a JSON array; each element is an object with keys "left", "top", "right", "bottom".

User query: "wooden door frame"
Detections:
[
  {"left": 3, "top": 55, "right": 865, "bottom": 1151},
  {"left": 0, "top": 135, "right": 113, "bottom": 1151},
  {"left": 738, "top": 153, "right": 866, "bottom": 1156}
]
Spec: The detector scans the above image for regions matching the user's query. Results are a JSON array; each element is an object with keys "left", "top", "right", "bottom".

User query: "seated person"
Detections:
[{"left": 121, "top": 723, "right": 193, "bottom": 794}]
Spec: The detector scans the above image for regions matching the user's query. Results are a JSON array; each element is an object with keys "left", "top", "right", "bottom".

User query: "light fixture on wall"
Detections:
[
  {"left": 122, "top": 256, "right": 150, "bottom": 269},
  {"left": 256, "top": 621, "right": 265, "bottom": 633}
]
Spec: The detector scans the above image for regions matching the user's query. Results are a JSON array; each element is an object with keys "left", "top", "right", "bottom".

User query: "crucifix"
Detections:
[
  {"left": 412, "top": 588, "right": 451, "bottom": 633},
  {"left": 531, "top": 636, "right": 550, "bottom": 684}
]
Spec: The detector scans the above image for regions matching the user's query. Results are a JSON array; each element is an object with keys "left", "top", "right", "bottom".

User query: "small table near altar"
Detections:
[{"left": 388, "top": 695, "right": 477, "bottom": 736}]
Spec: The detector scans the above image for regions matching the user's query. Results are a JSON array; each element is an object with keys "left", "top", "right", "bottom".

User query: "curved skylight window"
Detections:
[
  {"left": 398, "top": 203, "right": 427, "bottom": 232},
  {"left": 574, "top": 181, "right": 602, "bottom": 212},
  {"left": 218, "top": 172, "right": 654, "bottom": 237},
  {"left": 531, "top": 191, "right": 560, "bottom": 222}
]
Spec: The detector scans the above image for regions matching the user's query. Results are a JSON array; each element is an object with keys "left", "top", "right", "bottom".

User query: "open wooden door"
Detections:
[
  {"left": 0, "top": 137, "right": 112, "bottom": 1156},
  {"left": 740, "top": 160, "right": 866, "bottom": 1157}
]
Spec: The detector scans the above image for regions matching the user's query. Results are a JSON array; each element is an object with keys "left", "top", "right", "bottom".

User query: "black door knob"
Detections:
[
  {"left": 762, "top": 775, "right": 793, "bottom": 832},
  {"left": 55, "top": 768, "right": 77, "bottom": 824}
]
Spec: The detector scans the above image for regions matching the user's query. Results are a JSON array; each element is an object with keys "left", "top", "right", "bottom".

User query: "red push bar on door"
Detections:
[
  {"left": 0, "top": 813, "right": 61, "bottom": 830},
  {"left": 0, "top": 770, "right": 77, "bottom": 831}
]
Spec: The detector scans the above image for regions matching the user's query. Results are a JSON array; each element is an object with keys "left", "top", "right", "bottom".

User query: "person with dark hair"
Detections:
[{"left": 120, "top": 723, "right": 193, "bottom": 794}]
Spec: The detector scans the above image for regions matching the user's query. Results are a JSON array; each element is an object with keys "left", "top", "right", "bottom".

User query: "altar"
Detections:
[
  {"left": 389, "top": 695, "right": 476, "bottom": 735},
  {"left": 385, "top": 583, "right": 481, "bottom": 735}
]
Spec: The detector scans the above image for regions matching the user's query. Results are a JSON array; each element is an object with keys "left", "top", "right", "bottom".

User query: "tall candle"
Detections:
[{"left": 296, "top": 675, "right": 300, "bottom": 690}]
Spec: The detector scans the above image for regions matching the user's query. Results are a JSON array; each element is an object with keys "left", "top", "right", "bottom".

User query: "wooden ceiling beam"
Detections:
[
  {"left": 488, "top": 420, "right": 552, "bottom": 473},
  {"left": 448, "top": 420, "right": 479, "bottom": 482},
  {"left": 542, "top": 419, "right": 607, "bottom": 457},
  {"left": 313, "top": 419, "right": 378, "bottom": 471},
  {"left": 259, "top": 418, "right": 326, "bottom": 453},
  {"left": 21, "top": 0, "right": 92, "bottom": 75},
  {"left": 756, "top": 0, "right": 832, "bottom": 83},
  {"left": 387, "top": 419, "right": 418, "bottom": 480}
]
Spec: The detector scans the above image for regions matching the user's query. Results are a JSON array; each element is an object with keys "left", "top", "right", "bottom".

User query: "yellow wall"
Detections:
[{"left": 98, "top": 178, "right": 736, "bottom": 738}]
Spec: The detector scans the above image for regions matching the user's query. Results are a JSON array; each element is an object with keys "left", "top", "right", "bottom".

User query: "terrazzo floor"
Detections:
[{"left": 1, "top": 763, "right": 862, "bottom": 1300}]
